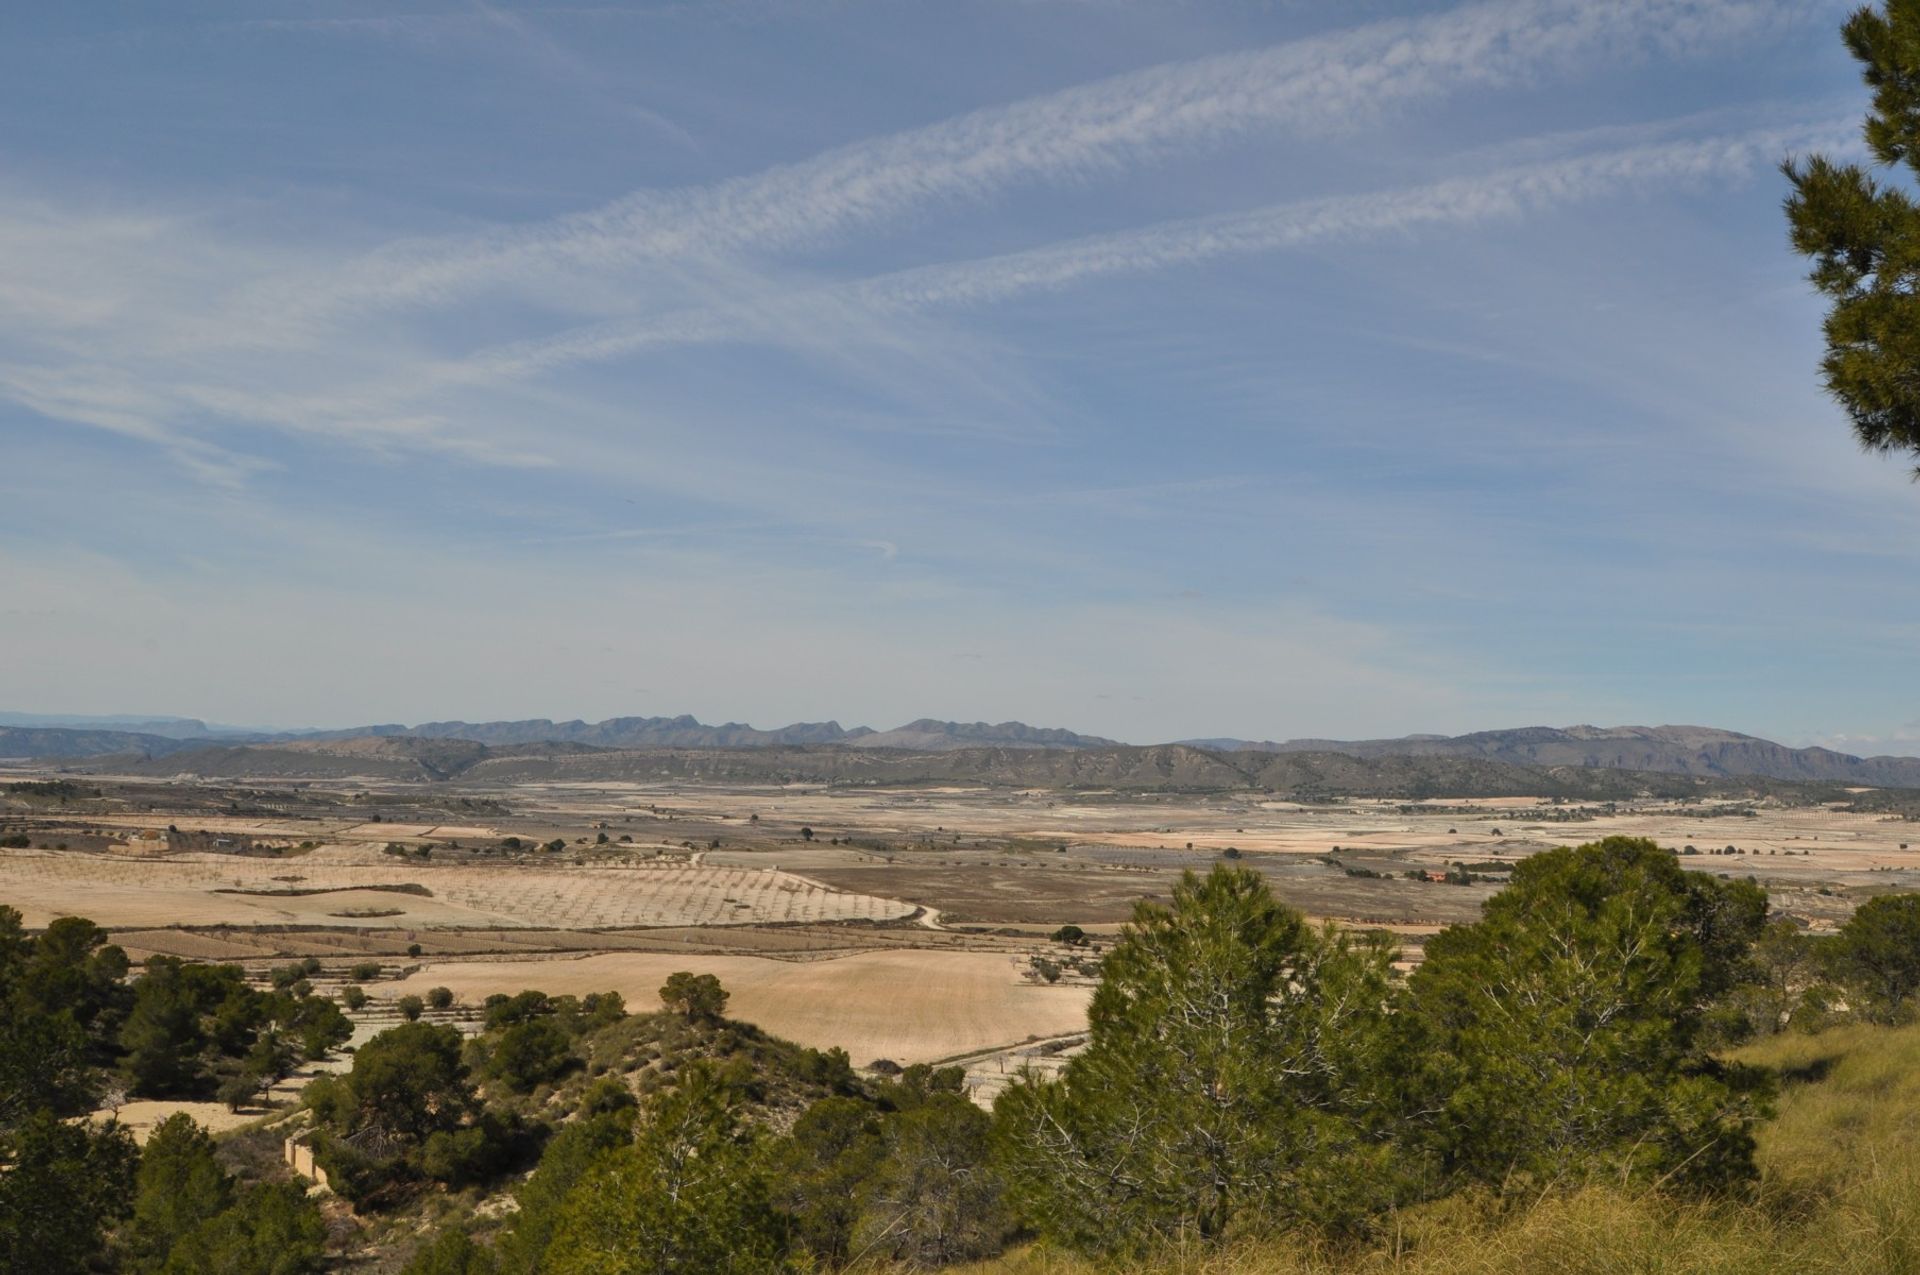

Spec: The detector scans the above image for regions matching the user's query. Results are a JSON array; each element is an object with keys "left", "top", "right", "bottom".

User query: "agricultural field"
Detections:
[
  {"left": 4, "top": 769, "right": 1919, "bottom": 1078},
  {"left": 388, "top": 949, "right": 1090, "bottom": 1066},
  {"left": 0, "top": 850, "right": 912, "bottom": 930}
]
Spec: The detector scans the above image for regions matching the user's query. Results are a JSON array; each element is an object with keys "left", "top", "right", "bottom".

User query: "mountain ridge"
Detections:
[
  {"left": 0, "top": 714, "right": 1116, "bottom": 760},
  {"left": 7, "top": 716, "right": 1920, "bottom": 790},
  {"left": 1178, "top": 724, "right": 1920, "bottom": 788},
  {"left": 87, "top": 737, "right": 1770, "bottom": 800}
]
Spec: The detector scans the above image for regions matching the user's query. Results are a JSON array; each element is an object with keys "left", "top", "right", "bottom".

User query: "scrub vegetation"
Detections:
[{"left": 16, "top": 835, "right": 1920, "bottom": 1272}]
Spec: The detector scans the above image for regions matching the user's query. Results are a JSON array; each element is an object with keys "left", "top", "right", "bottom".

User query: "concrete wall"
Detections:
[{"left": 283, "top": 1136, "right": 330, "bottom": 1191}]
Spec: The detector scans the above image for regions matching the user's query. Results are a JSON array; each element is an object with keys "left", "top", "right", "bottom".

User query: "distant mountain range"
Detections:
[
  {"left": 53, "top": 736, "right": 1764, "bottom": 801},
  {"left": 1177, "top": 724, "right": 1920, "bottom": 789},
  {"left": 0, "top": 712, "right": 257, "bottom": 739},
  {"left": 5, "top": 715, "right": 1919, "bottom": 791},
  {"left": 0, "top": 714, "right": 1118, "bottom": 760}
]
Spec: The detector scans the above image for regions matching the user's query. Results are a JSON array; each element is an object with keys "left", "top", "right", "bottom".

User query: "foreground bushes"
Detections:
[
  {"left": 382, "top": 838, "right": 1816, "bottom": 1270},
  {"left": 375, "top": 838, "right": 1920, "bottom": 1271},
  {"left": 993, "top": 841, "right": 1773, "bottom": 1257},
  {"left": 947, "top": 1018, "right": 1920, "bottom": 1274},
  {"left": 19, "top": 826, "right": 1920, "bottom": 1273}
]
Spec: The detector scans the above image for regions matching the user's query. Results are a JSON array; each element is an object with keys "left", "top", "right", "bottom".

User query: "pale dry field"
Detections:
[
  {"left": 0, "top": 850, "right": 912, "bottom": 930},
  {"left": 551, "top": 784, "right": 1919, "bottom": 865},
  {"left": 15, "top": 776, "right": 1920, "bottom": 1078},
  {"left": 390, "top": 949, "right": 1091, "bottom": 1065},
  {"left": 70, "top": 813, "right": 507, "bottom": 843}
]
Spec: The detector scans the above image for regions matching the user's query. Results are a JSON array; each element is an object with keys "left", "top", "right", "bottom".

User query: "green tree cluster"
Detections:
[
  {"left": 658, "top": 972, "right": 728, "bottom": 1022},
  {"left": 994, "top": 867, "right": 1404, "bottom": 1253},
  {"left": 0, "top": 906, "right": 137, "bottom": 1270},
  {"left": 120, "top": 955, "right": 348, "bottom": 1101},
  {"left": 119, "top": 1113, "right": 326, "bottom": 1275},
  {"left": 466, "top": 989, "right": 626, "bottom": 1094},
  {"left": 996, "top": 844, "right": 1782, "bottom": 1254},
  {"left": 306, "top": 1020, "right": 523, "bottom": 1205},
  {"left": 1404, "top": 839, "right": 1772, "bottom": 1193}
]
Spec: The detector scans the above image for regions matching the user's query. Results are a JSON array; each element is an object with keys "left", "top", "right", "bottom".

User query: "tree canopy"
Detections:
[
  {"left": 0, "top": 905, "right": 138, "bottom": 1270},
  {"left": 1405, "top": 837, "right": 1772, "bottom": 1192},
  {"left": 544, "top": 1063, "right": 785, "bottom": 1275},
  {"left": 1786, "top": 0, "right": 1920, "bottom": 467},
  {"left": 658, "top": 972, "right": 728, "bottom": 1023},
  {"left": 994, "top": 866, "right": 1404, "bottom": 1254},
  {"left": 1831, "top": 892, "right": 1920, "bottom": 1022}
]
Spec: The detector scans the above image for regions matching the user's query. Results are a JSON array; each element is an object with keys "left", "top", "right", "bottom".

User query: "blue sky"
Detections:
[{"left": 3, "top": 0, "right": 1916, "bottom": 752}]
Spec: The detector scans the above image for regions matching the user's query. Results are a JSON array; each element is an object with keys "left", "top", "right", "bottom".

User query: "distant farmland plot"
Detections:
[
  {"left": 0, "top": 850, "right": 913, "bottom": 930},
  {"left": 390, "top": 949, "right": 1091, "bottom": 1065}
]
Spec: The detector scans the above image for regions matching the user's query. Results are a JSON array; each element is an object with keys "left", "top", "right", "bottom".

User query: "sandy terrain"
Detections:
[
  {"left": 390, "top": 949, "right": 1090, "bottom": 1065},
  {"left": 102, "top": 1100, "right": 262, "bottom": 1144}
]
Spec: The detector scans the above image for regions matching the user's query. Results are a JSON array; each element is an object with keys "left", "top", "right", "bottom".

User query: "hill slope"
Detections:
[
  {"left": 18, "top": 715, "right": 1920, "bottom": 791},
  {"left": 96, "top": 737, "right": 1787, "bottom": 800},
  {"left": 1185, "top": 724, "right": 1920, "bottom": 789},
  {"left": 0, "top": 726, "right": 191, "bottom": 760}
]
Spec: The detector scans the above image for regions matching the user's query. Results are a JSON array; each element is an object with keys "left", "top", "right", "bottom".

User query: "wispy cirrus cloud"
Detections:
[
  {"left": 0, "top": 111, "right": 1847, "bottom": 488},
  {"left": 256, "top": 0, "right": 1822, "bottom": 321},
  {"left": 460, "top": 120, "right": 1856, "bottom": 380},
  {"left": 0, "top": 0, "right": 1844, "bottom": 490}
]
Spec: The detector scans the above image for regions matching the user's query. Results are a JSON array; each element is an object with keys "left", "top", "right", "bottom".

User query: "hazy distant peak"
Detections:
[{"left": 853, "top": 719, "right": 1121, "bottom": 750}]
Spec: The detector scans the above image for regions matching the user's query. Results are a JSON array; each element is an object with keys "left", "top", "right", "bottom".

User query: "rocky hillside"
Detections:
[
  {"left": 6, "top": 712, "right": 1113, "bottom": 753},
  {"left": 120, "top": 737, "right": 594, "bottom": 782},
  {"left": 387, "top": 715, "right": 1114, "bottom": 751}
]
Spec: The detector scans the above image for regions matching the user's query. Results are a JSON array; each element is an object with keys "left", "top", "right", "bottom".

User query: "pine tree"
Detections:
[
  {"left": 1786, "top": 0, "right": 1920, "bottom": 468},
  {"left": 1830, "top": 892, "right": 1920, "bottom": 1022},
  {"left": 1404, "top": 837, "right": 1772, "bottom": 1192},
  {"left": 120, "top": 1114, "right": 233, "bottom": 1272},
  {"left": 993, "top": 866, "right": 1405, "bottom": 1255},
  {"left": 543, "top": 1063, "right": 786, "bottom": 1274}
]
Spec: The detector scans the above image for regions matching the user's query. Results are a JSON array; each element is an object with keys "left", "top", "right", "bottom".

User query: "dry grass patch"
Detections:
[{"left": 390, "top": 949, "right": 1090, "bottom": 1065}]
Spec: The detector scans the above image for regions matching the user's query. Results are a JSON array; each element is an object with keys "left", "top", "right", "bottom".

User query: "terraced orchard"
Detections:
[{"left": 0, "top": 850, "right": 913, "bottom": 930}]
